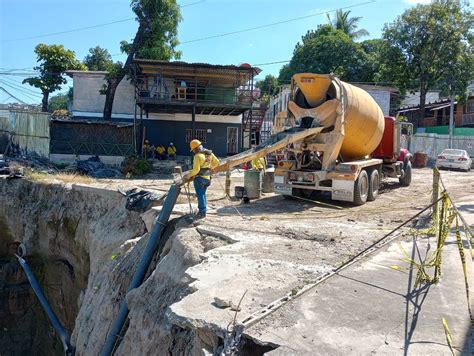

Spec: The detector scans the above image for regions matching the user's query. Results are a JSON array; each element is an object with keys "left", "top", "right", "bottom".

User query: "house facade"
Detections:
[
  {"left": 67, "top": 60, "right": 261, "bottom": 157},
  {"left": 397, "top": 95, "right": 474, "bottom": 129}
]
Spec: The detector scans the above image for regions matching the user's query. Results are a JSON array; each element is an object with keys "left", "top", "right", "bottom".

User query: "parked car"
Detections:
[{"left": 436, "top": 149, "right": 472, "bottom": 172}]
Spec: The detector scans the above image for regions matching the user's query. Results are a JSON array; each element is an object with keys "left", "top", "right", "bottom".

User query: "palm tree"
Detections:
[{"left": 327, "top": 9, "right": 369, "bottom": 39}]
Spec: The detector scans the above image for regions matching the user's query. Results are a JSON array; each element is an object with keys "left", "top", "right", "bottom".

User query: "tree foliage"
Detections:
[
  {"left": 102, "top": 0, "right": 182, "bottom": 120},
  {"left": 23, "top": 44, "right": 85, "bottom": 112},
  {"left": 326, "top": 9, "right": 369, "bottom": 39},
  {"left": 382, "top": 0, "right": 473, "bottom": 125},
  {"left": 48, "top": 92, "right": 69, "bottom": 111},
  {"left": 83, "top": 46, "right": 114, "bottom": 71},
  {"left": 256, "top": 74, "right": 279, "bottom": 100},
  {"left": 279, "top": 25, "right": 370, "bottom": 84}
]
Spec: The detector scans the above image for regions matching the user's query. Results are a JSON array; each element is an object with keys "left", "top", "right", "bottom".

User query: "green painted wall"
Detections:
[{"left": 423, "top": 126, "right": 474, "bottom": 136}]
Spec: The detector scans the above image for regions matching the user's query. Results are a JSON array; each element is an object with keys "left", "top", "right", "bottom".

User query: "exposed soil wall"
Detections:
[
  {"left": 0, "top": 179, "right": 146, "bottom": 355},
  {"left": 0, "top": 178, "right": 244, "bottom": 355}
]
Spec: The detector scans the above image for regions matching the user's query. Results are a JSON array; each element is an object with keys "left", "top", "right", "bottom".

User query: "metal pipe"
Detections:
[
  {"left": 15, "top": 254, "right": 74, "bottom": 356},
  {"left": 101, "top": 184, "right": 181, "bottom": 356}
]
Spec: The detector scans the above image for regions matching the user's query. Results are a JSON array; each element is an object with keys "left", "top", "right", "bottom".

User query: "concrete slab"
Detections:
[{"left": 246, "top": 228, "right": 474, "bottom": 355}]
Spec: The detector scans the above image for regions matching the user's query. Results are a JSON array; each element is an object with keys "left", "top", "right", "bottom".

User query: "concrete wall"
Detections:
[
  {"left": 72, "top": 72, "right": 136, "bottom": 116},
  {"left": 365, "top": 89, "right": 390, "bottom": 116},
  {"left": 408, "top": 133, "right": 474, "bottom": 159}
]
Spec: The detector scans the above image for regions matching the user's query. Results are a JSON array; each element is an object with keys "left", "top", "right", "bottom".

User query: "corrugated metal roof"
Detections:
[{"left": 134, "top": 59, "right": 262, "bottom": 76}]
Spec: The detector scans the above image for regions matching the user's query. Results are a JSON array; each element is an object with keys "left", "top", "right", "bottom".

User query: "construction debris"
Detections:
[
  {"left": 65, "top": 156, "right": 122, "bottom": 178},
  {"left": 119, "top": 188, "right": 165, "bottom": 212}
]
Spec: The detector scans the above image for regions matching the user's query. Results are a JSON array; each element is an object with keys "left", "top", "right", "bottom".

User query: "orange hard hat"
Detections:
[{"left": 189, "top": 139, "right": 202, "bottom": 151}]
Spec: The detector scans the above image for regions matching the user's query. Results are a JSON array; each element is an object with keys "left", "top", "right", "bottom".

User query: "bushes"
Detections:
[{"left": 121, "top": 155, "right": 151, "bottom": 176}]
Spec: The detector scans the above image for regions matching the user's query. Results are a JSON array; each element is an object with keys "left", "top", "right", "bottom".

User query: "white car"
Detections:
[{"left": 436, "top": 149, "right": 472, "bottom": 172}]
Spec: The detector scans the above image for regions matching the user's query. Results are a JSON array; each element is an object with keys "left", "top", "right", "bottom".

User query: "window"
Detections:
[{"left": 186, "top": 129, "right": 207, "bottom": 143}]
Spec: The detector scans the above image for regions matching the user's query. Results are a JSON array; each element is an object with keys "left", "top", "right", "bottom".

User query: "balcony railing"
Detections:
[
  {"left": 462, "top": 113, "right": 474, "bottom": 126},
  {"left": 136, "top": 83, "right": 254, "bottom": 108}
]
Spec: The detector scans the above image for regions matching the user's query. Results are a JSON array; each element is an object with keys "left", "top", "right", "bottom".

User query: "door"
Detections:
[{"left": 227, "top": 127, "right": 238, "bottom": 155}]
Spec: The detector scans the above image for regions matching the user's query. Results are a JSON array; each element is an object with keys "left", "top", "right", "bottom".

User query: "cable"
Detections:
[
  {"left": 179, "top": 1, "right": 375, "bottom": 45},
  {"left": 0, "top": 87, "right": 27, "bottom": 104},
  {"left": 0, "top": 81, "right": 42, "bottom": 103},
  {"left": 2, "top": 1, "right": 205, "bottom": 43},
  {"left": 0, "top": 79, "right": 43, "bottom": 98},
  {"left": 0, "top": 76, "right": 43, "bottom": 96},
  {"left": 2, "top": 18, "right": 135, "bottom": 43}
]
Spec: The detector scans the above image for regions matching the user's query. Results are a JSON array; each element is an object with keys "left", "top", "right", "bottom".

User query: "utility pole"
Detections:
[{"left": 448, "top": 83, "right": 455, "bottom": 149}]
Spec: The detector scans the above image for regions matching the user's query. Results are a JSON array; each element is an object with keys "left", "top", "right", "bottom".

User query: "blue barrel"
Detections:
[{"left": 244, "top": 170, "right": 262, "bottom": 199}]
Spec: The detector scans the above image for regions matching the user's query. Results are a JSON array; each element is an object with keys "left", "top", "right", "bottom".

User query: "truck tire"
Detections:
[
  {"left": 368, "top": 169, "right": 380, "bottom": 201},
  {"left": 399, "top": 161, "right": 412, "bottom": 187},
  {"left": 353, "top": 170, "right": 369, "bottom": 206}
]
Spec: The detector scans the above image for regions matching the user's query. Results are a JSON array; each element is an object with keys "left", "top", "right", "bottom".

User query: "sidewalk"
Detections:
[{"left": 247, "top": 201, "right": 474, "bottom": 355}]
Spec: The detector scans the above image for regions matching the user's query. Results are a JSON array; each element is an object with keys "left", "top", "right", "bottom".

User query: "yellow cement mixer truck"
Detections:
[
  {"left": 182, "top": 73, "right": 413, "bottom": 206},
  {"left": 270, "top": 73, "right": 413, "bottom": 205}
]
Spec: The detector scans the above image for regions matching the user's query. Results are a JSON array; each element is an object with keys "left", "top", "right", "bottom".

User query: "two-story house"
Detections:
[{"left": 67, "top": 60, "right": 261, "bottom": 157}]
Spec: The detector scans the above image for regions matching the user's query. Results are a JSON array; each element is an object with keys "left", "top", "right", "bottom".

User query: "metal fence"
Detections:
[
  {"left": 49, "top": 120, "right": 134, "bottom": 156},
  {"left": 0, "top": 111, "right": 50, "bottom": 157},
  {"left": 408, "top": 133, "right": 474, "bottom": 159}
]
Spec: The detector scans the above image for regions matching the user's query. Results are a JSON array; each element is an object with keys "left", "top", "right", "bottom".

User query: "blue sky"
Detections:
[{"left": 0, "top": 0, "right": 429, "bottom": 104}]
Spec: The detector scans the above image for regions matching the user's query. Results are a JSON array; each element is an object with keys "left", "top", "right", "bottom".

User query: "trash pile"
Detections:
[
  {"left": 65, "top": 156, "right": 122, "bottom": 178},
  {"left": 0, "top": 154, "right": 25, "bottom": 180},
  {"left": 118, "top": 188, "right": 165, "bottom": 212}
]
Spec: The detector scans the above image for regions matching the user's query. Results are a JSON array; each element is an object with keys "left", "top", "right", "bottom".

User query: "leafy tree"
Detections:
[
  {"left": 256, "top": 75, "right": 279, "bottom": 101},
  {"left": 278, "top": 25, "right": 370, "bottom": 84},
  {"left": 23, "top": 44, "right": 85, "bottom": 112},
  {"left": 48, "top": 92, "right": 69, "bottom": 111},
  {"left": 383, "top": 0, "right": 473, "bottom": 127},
  {"left": 83, "top": 46, "right": 114, "bottom": 71},
  {"left": 326, "top": 9, "right": 369, "bottom": 39},
  {"left": 102, "top": 0, "right": 182, "bottom": 120},
  {"left": 360, "top": 39, "right": 406, "bottom": 85}
]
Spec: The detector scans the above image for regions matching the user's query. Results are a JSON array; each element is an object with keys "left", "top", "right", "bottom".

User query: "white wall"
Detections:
[
  {"left": 365, "top": 90, "right": 390, "bottom": 116},
  {"left": 72, "top": 73, "right": 136, "bottom": 115}
]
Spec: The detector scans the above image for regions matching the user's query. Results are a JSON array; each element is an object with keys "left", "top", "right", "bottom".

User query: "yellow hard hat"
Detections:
[{"left": 189, "top": 139, "right": 202, "bottom": 151}]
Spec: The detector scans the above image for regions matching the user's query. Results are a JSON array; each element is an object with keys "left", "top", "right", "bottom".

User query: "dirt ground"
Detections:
[
  {"left": 31, "top": 167, "right": 474, "bottom": 268},
  {"left": 19, "top": 166, "right": 474, "bottom": 352}
]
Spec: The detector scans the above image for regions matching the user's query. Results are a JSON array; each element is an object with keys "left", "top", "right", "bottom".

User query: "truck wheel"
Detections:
[
  {"left": 399, "top": 161, "right": 412, "bottom": 187},
  {"left": 368, "top": 169, "right": 380, "bottom": 201},
  {"left": 353, "top": 170, "right": 369, "bottom": 206}
]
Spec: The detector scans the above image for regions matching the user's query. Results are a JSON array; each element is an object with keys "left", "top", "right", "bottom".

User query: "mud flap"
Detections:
[{"left": 332, "top": 179, "right": 354, "bottom": 202}]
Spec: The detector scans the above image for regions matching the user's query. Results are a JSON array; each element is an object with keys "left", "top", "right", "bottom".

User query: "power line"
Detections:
[
  {"left": 0, "top": 81, "right": 42, "bottom": 102},
  {"left": 179, "top": 0, "right": 376, "bottom": 45},
  {"left": 0, "top": 75, "right": 43, "bottom": 96},
  {"left": 2, "top": 18, "right": 135, "bottom": 43},
  {"left": 2, "top": 0, "right": 205, "bottom": 43},
  {"left": 0, "top": 87, "right": 27, "bottom": 104}
]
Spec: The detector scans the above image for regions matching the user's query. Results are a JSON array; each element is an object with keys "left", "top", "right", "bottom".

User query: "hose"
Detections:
[{"left": 15, "top": 254, "right": 74, "bottom": 356}]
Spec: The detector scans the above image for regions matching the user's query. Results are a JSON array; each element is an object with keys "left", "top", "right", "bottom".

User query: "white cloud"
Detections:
[{"left": 404, "top": 0, "right": 431, "bottom": 4}]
